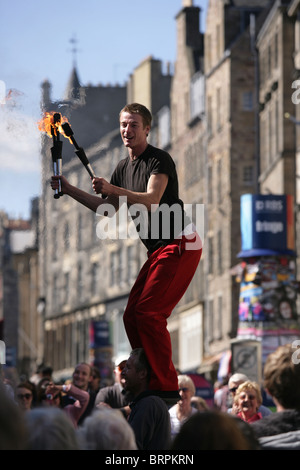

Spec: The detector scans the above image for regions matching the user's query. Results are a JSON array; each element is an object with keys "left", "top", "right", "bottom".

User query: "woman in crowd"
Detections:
[
  {"left": 15, "top": 381, "right": 35, "bottom": 412},
  {"left": 234, "top": 380, "right": 263, "bottom": 423},
  {"left": 168, "top": 375, "right": 197, "bottom": 438},
  {"left": 44, "top": 381, "right": 90, "bottom": 427}
]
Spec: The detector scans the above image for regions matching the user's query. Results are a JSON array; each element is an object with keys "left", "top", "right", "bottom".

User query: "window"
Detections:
[
  {"left": 208, "top": 299, "right": 214, "bottom": 343},
  {"left": 53, "top": 274, "right": 59, "bottom": 311},
  {"left": 190, "top": 72, "right": 205, "bottom": 120},
  {"left": 127, "top": 245, "right": 136, "bottom": 284},
  {"left": 207, "top": 96, "right": 213, "bottom": 136},
  {"left": 77, "top": 262, "right": 84, "bottom": 301},
  {"left": 185, "top": 142, "right": 202, "bottom": 188},
  {"left": 91, "top": 262, "right": 100, "bottom": 297},
  {"left": 52, "top": 228, "right": 57, "bottom": 260},
  {"left": 243, "top": 165, "right": 254, "bottom": 186},
  {"left": 242, "top": 91, "right": 253, "bottom": 111},
  {"left": 77, "top": 214, "right": 83, "bottom": 250},
  {"left": 216, "top": 88, "right": 221, "bottom": 130},
  {"left": 64, "top": 222, "right": 70, "bottom": 251},
  {"left": 158, "top": 106, "right": 171, "bottom": 148},
  {"left": 274, "top": 32, "right": 278, "bottom": 69},
  {"left": 217, "top": 160, "right": 222, "bottom": 205},
  {"left": 208, "top": 166, "right": 213, "bottom": 204},
  {"left": 110, "top": 250, "right": 120, "bottom": 287},
  {"left": 208, "top": 237, "right": 214, "bottom": 275},
  {"left": 64, "top": 272, "right": 70, "bottom": 305},
  {"left": 217, "top": 231, "right": 222, "bottom": 275},
  {"left": 217, "top": 296, "right": 223, "bottom": 340}
]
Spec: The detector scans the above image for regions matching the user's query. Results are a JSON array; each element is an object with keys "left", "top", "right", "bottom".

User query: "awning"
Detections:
[
  {"left": 197, "top": 350, "right": 231, "bottom": 378},
  {"left": 197, "top": 352, "right": 224, "bottom": 374}
]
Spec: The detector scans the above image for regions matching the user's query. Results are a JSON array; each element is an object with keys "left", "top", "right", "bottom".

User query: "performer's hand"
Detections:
[
  {"left": 51, "top": 175, "right": 69, "bottom": 194},
  {"left": 92, "top": 177, "right": 112, "bottom": 195}
]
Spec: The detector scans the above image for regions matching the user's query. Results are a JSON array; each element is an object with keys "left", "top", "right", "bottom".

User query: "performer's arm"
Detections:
[
  {"left": 51, "top": 175, "right": 120, "bottom": 213},
  {"left": 92, "top": 173, "right": 168, "bottom": 211}
]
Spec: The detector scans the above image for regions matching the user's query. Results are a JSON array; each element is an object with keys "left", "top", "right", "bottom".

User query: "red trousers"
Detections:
[{"left": 123, "top": 232, "right": 202, "bottom": 391}]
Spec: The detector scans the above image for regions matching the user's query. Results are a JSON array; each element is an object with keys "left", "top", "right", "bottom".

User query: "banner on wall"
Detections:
[
  {"left": 89, "top": 321, "right": 113, "bottom": 384},
  {"left": 238, "top": 194, "right": 295, "bottom": 258}
]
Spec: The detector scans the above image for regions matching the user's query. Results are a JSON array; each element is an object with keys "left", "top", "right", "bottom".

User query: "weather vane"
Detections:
[{"left": 69, "top": 34, "right": 79, "bottom": 67}]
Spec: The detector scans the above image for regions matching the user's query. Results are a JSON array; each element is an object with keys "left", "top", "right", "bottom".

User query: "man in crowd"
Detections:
[
  {"left": 62, "top": 362, "right": 96, "bottom": 425},
  {"left": 95, "top": 356, "right": 131, "bottom": 418},
  {"left": 121, "top": 348, "right": 171, "bottom": 450}
]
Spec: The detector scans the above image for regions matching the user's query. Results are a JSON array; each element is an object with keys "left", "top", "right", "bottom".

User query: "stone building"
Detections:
[
  {"left": 198, "top": 0, "right": 272, "bottom": 374},
  {"left": 258, "top": 0, "right": 296, "bottom": 199},
  {"left": 0, "top": 199, "right": 40, "bottom": 378},
  {"left": 287, "top": 0, "right": 300, "bottom": 273}
]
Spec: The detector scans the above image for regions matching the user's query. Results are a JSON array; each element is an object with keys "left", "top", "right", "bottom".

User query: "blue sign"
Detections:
[
  {"left": 238, "top": 194, "right": 296, "bottom": 257},
  {"left": 89, "top": 321, "right": 111, "bottom": 348}
]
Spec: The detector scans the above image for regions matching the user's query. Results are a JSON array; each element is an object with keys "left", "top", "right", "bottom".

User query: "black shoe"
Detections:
[{"left": 151, "top": 390, "right": 180, "bottom": 407}]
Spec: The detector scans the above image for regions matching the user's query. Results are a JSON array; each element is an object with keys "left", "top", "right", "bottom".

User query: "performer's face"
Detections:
[{"left": 120, "top": 112, "right": 150, "bottom": 151}]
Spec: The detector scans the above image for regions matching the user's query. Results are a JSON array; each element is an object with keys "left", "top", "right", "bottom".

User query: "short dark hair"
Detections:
[
  {"left": 264, "top": 343, "right": 300, "bottom": 410},
  {"left": 119, "top": 103, "right": 152, "bottom": 128},
  {"left": 129, "top": 348, "right": 151, "bottom": 382}
]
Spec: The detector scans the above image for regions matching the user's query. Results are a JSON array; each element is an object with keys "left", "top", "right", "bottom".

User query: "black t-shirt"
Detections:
[{"left": 110, "top": 145, "right": 188, "bottom": 252}]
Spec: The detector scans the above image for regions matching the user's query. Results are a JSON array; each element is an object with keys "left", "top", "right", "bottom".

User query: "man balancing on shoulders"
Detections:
[{"left": 51, "top": 103, "right": 202, "bottom": 403}]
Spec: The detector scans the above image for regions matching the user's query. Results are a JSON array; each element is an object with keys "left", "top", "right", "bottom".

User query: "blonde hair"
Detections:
[
  {"left": 234, "top": 380, "right": 262, "bottom": 407},
  {"left": 178, "top": 375, "right": 196, "bottom": 396}
]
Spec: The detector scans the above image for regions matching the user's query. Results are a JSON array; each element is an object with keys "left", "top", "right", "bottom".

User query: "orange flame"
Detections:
[{"left": 37, "top": 111, "right": 71, "bottom": 141}]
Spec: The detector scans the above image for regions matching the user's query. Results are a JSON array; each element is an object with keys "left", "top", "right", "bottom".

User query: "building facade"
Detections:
[{"left": 4, "top": 0, "right": 300, "bottom": 383}]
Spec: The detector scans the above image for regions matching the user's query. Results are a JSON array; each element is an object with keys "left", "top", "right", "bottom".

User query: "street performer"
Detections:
[{"left": 51, "top": 103, "right": 202, "bottom": 402}]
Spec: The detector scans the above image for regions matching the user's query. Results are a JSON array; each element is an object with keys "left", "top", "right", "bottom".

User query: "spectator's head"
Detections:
[
  {"left": 78, "top": 408, "right": 137, "bottom": 450},
  {"left": 15, "top": 381, "right": 35, "bottom": 412},
  {"left": 72, "top": 362, "right": 93, "bottom": 391},
  {"left": 228, "top": 373, "right": 248, "bottom": 397},
  {"left": 121, "top": 348, "right": 151, "bottom": 397},
  {"left": 191, "top": 396, "right": 209, "bottom": 411},
  {"left": 0, "top": 383, "right": 27, "bottom": 449},
  {"left": 177, "top": 375, "right": 196, "bottom": 408},
  {"left": 234, "top": 381, "right": 262, "bottom": 421},
  {"left": 90, "top": 366, "right": 101, "bottom": 392},
  {"left": 114, "top": 355, "right": 128, "bottom": 387},
  {"left": 263, "top": 343, "right": 300, "bottom": 411},
  {"left": 25, "top": 407, "right": 80, "bottom": 450},
  {"left": 171, "top": 410, "right": 255, "bottom": 450}
]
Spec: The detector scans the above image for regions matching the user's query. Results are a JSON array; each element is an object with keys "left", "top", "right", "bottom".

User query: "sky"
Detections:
[{"left": 0, "top": 0, "right": 207, "bottom": 220}]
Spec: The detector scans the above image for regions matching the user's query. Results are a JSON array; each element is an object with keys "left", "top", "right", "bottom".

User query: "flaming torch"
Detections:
[
  {"left": 61, "top": 122, "right": 96, "bottom": 179},
  {"left": 38, "top": 111, "right": 66, "bottom": 199},
  {"left": 51, "top": 113, "right": 63, "bottom": 198},
  {"left": 38, "top": 113, "right": 97, "bottom": 199}
]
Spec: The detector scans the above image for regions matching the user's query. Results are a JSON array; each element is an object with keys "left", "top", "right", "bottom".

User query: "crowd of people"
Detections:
[{"left": 1, "top": 342, "right": 300, "bottom": 451}]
